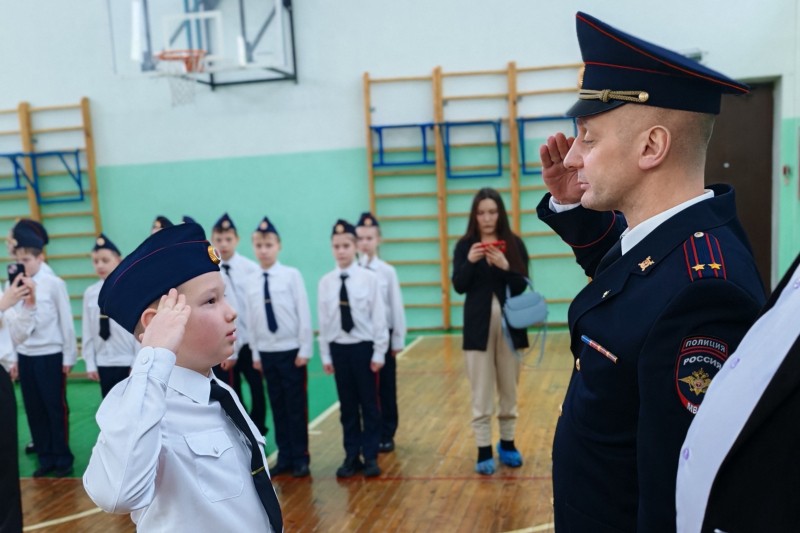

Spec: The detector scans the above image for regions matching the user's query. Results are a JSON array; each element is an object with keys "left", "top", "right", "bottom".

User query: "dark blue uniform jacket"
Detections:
[{"left": 538, "top": 184, "right": 765, "bottom": 532}]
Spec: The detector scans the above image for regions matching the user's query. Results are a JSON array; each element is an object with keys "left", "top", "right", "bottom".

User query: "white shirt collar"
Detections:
[
  {"left": 337, "top": 261, "right": 358, "bottom": 276},
  {"left": 168, "top": 365, "right": 213, "bottom": 405},
  {"left": 621, "top": 189, "right": 714, "bottom": 255},
  {"left": 262, "top": 261, "right": 281, "bottom": 274}
]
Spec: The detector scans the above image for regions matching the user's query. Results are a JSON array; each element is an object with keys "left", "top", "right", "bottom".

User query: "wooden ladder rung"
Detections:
[
  {"left": 30, "top": 125, "right": 83, "bottom": 135},
  {"left": 375, "top": 191, "right": 437, "bottom": 200},
  {"left": 404, "top": 303, "right": 443, "bottom": 309},
  {"left": 401, "top": 281, "right": 442, "bottom": 287},
  {"left": 520, "top": 231, "right": 557, "bottom": 238},
  {"left": 0, "top": 193, "right": 28, "bottom": 201},
  {"left": 50, "top": 231, "right": 97, "bottom": 239},
  {"left": 374, "top": 168, "right": 437, "bottom": 178},
  {"left": 47, "top": 252, "right": 92, "bottom": 260},
  {"left": 388, "top": 259, "right": 441, "bottom": 266},
  {"left": 59, "top": 273, "right": 97, "bottom": 280},
  {"left": 41, "top": 210, "right": 94, "bottom": 219},
  {"left": 379, "top": 214, "right": 438, "bottom": 222},
  {"left": 529, "top": 253, "right": 574, "bottom": 260},
  {"left": 382, "top": 236, "right": 439, "bottom": 244}
]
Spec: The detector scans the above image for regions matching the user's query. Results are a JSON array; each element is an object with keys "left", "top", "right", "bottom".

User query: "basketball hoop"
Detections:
[{"left": 156, "top": 49, "right": 207, "bottom": 106}]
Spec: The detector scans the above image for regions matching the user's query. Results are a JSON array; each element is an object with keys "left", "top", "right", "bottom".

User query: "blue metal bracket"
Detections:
[
  {"left": 441, "top": 120, "right": 503, "bottom": 179},
  {"left": 0, "top": 150, "right": 85, "bottom": 204},
  {"left": 370, "top": 123, "right": 436, "bottom": 167},
  {"left": 517, "top": 116, "right": 577, "bottom": 176}
]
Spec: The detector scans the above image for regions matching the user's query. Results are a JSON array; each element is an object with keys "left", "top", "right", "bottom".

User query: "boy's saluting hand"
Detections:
[{"left": 141, "top": 289, "right": 192, "bottom": 353}]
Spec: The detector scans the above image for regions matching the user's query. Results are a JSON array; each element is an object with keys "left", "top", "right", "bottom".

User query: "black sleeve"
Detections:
[
  {"left": 536, "top": 193, "right": 626, "bottom": 277},
  {"left": 634, "top": 279, "right": 762, "bottom": 531},
  {"left": 452, "top": 239, "right": 478, "bottom": 295}
]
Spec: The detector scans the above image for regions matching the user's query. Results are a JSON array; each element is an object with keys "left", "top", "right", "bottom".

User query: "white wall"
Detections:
[{"left": 0, "top": 0, "right": 795, "bottom": 166}]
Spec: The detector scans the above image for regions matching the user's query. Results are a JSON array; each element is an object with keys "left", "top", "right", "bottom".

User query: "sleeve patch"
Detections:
[
  {"left": 675, "top": 336, "right": 729, "bottom": 414},
  {"left": 682, "top": 231, "right": 727, "bottom": 282}
]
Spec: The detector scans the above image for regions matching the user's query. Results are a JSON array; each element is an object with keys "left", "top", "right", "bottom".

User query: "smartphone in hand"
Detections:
[{"left": 6, "top": 263, "right": 25, "bottom": 286}]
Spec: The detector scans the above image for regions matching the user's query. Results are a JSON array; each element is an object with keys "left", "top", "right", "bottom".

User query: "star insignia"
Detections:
[
  {"left": 692, "top": 264, "right": 706, "bottom": 272},
  {"left": 678, "top": 368, "right": 712, "bottom": 396},
  {"left": 709, "top": 262, "right": 722, "bottom": 270}
]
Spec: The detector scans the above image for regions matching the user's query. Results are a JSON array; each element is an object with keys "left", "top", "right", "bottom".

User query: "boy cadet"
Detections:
[
  {"left": 245, "top": 217, "right": 313, "bottom": 477},
  {"left": 82, "top": 234, "right": 139, "bottom": 397},
  {"left": 11, "top": 219, "right": 77, "bottom": 477},
  {"left": 318, "top": 219, "right": 388, "bottom": 478},
  {"left": 538, "top": 12, "right": 765, "bottom": 531},
  {"left": 1, "top": 270, "right": 35, "bottom": 532},
  {"left": 355, "top": 212, "right": 406, "bottom": 452},
  {"left": 210, "top": 213, "right": 267, "bottom": 435},
  {"left": 83, "top": 223, "right": 283, "bottom": 532}
]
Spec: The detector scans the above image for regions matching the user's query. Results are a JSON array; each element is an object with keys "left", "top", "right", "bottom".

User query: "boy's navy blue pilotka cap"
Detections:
[
  {"left": 213, "top": 213, "right": 236, "bottom": 232},
  {"left": 11, "top": 219, "right": 48, "bottom": 250},
  {"left": 152, "top": 216, "right": 174, "bottom": 232},
  {"left": 93, "top": 233, "right": 122, "bottom": 256},
  {"left": 356, "top": 212, "right": 380, "bottom": 228},
  {"left": 567, "top": 12, "right": 750, "bottom": 118},
  {"left": 331, "top": 219, "right": 357, "bottom": 237},
  {"left": 99, "top": 223, "right": 221, "bottom": 334},
  {"left": 255, "top": 217, "right": 279, "bottom": 236}
]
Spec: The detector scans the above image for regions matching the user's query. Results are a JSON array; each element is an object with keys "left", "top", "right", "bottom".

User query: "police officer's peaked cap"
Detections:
[{"left": 567, "top": 12, "right": 749, "bottom": 118}]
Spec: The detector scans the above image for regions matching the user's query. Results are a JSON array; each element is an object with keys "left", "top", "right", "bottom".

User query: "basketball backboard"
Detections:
[{"left": 106, "top": 0, "right": 297, "bottom": 88}]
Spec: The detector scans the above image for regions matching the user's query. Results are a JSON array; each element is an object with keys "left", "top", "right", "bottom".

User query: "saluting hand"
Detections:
[
  {"left": 140, "top": 289, "right": 191, "bottom": 353},
  {"left": 540, "top": 133, "right": 582, "bottom": 205}
]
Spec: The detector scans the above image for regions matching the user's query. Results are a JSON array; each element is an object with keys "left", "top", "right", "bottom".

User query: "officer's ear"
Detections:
[{"left": 639, "top": 125, "right": 671, "bottom": 171}]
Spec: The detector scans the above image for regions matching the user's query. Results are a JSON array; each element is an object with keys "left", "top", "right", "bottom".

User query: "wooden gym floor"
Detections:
[{"left": 20, "top": 332, "right": 573, "bottom": 532}]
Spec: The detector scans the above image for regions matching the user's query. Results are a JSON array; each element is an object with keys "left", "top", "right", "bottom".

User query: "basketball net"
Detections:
[{"left": 156, "top": 50, "right": 207, "bottom": 107}]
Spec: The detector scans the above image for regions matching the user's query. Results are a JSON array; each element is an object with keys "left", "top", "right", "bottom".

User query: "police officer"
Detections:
[{"left": 538, "top": 12, "right": 767, "bottom": 532}]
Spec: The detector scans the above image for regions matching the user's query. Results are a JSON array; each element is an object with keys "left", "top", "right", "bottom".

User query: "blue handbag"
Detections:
[{"left": 503, "top": 278, "right": 547, "bottom": 329}]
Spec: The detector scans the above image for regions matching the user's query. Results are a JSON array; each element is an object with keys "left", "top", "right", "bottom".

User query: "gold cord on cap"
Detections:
[{"left": 578, "top": 89, "right": 649, "bottom": 104}]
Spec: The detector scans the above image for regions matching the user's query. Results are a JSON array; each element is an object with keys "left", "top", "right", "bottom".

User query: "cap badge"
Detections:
[
  {"left": 364, "top": 218, "right": 373, "bottom": 226},
  {"left": 207, "top": 246, "right": 222, "bottom": 265},
  {"left": 259, "top": 221, "right": 268, "bottom": 230},
  {"left": 96, "top": 237, "right": 105, "bottom": 246},
  {"left": 221, "top": 220, "right": 231, "bottom": 229},
  {"left": 335, "top": 224, "right": 345, "bottom": 234}
]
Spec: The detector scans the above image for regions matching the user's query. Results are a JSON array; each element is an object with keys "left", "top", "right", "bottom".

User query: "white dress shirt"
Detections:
[
  {"left": 549, "top": 189, "right": 714, "bottom": 255},
  {"left": 244, "top": 262, "right": 313, "bottom": 360},
  {"left": 81, "top": 280, "right": 140, "bottom": 372},
  {"left": 0, "top": 304, "right": 34, "bottom": 371},
  {"left": 14, "top": 269, "right": 77, "bottom": 365},
  {"left": 675, "top": 261, "right": 800, "bottom": 532},
  {"left": 221, "top": 252, "right": 261, "bottom": 348},
  {"left": 317, "top": 262, "right": 388, "bottom": 366},
  {"left": 359, "top": 254, "right": 406, "bottom": 351},
  {"left": 83, "top": 347, "right": 274, "bottom": 532}
]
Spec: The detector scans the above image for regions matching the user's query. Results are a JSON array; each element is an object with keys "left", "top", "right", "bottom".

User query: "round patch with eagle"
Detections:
[{"left": 675, "top": 336, "right": 729, "bottom": 414}]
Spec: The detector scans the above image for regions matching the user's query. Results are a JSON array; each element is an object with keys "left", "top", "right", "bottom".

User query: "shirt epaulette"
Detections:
[{"left": 682, "top": 231, "right": 727, "bottom": 282}]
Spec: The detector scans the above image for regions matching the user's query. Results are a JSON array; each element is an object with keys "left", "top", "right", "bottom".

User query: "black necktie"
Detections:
[
  {"left": 263, "top": 273, "right": 278, "bottom": 333},
  {"left": 99, "top": 315, "right": 111, "bottom": 341},
  {"left": 209, "top": 380, "right": 283, "bottom": 532},
  {"left": 340, "top": 273, "right": 354, "bottom": 333},
  {"left": 596, "top": 239, "right": 623, "bottom": 275},
  {"left": 221, "top": 263, "right": 231, "bottom": 278}
]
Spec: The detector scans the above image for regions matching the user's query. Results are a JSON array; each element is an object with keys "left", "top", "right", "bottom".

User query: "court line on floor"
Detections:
[
  {"left": 23, "top": 507, "right": 103, "bottom": 531},
  {"left": 502, "top": 524, "right": 555, "bottom": 533}
]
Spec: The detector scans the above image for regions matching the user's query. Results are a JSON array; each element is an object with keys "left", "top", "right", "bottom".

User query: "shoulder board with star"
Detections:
[{"left": 682, "top": 231, "right": 726, "bottom": 282}]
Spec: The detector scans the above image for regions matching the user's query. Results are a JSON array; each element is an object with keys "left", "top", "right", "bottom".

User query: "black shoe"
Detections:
[
  {"left": 270, "top": 463, "right": 292, "bottom": 477},
  {"left": 32, "top": 465, "right": 55, "bottom": 478},
  {"left": 25, "top": 442, "right": 36, "bottom": 455},
  {"left": 378, "top": 439, "right": 395, "bottom": 453},
  {"left": 363, "top": 459, "right": 381, "bottom": 478},
  {"left": 54, "top": 466, "right": 74, "bottom": 478},
  {"left": 336, "top": 456, "right": 364, "bottom": 478},
  {"left": 292, "top": 464, "right": 310, "bottom": 478}
]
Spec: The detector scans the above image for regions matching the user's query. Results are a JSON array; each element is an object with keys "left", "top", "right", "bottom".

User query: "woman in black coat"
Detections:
[{"left": 452, "top": 187, "right": 530, "bottom": 475}]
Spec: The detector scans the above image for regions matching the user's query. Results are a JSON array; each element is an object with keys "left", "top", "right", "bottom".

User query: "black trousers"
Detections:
[
  {"left": 17, "top": 353, "right": 73, "bottom": 470},
  {"left": 0, "top": 365, "right": 23, "bottom": 532},
  {"left": 213, "top": 344, "right": 268, "bottom": 435},
  {"left": 261, "top": 349, "right": 309, "bottom": 468},
  {"left": 331, "top": 341, "right": 381, "bottom": 461},
  {"left": 97, "top": 366, "right": 130, "bottom": 398},
  {"left": 378, "top": 331, "right": 398, "bottom": 442}
]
